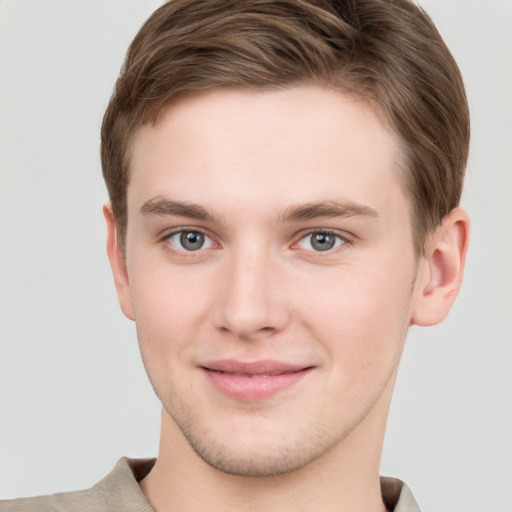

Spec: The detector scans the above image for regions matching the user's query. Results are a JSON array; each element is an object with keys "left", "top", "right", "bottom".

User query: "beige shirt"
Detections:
[{"left": 0, "top": 458, "right": 421, "bottom": 511}]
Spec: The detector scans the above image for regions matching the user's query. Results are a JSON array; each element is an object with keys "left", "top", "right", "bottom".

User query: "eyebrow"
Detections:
[
  {"left": 139, "top": 197, "right": 378, "bottom": 224},
  {"left": 279, "top": 200, "right": 379, "bottom": 222},
  {"left": 139, "top": 197, "right": 220, "bottom": 223}
]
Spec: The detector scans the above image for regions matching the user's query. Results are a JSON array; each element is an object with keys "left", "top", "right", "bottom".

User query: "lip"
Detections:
[{"left": 200, "top": 359, "right": 314, "bottom": 401}]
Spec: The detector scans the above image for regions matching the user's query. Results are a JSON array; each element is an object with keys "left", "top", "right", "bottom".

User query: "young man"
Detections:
[{"left": 0, "top": 0, "right": 470, "bottom": 511}]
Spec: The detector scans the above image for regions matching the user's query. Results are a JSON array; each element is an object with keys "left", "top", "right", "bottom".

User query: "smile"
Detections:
[{"left": 200, "top": 360, "right": 314, "bottom": 401}]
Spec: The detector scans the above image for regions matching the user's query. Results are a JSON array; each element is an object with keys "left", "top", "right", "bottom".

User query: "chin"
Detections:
[
  {"left": 186, "top": 436, "right": 319, "bottom": 478},
  {"left": 171, "top": 409, "right": 347, "bottom": 478}
]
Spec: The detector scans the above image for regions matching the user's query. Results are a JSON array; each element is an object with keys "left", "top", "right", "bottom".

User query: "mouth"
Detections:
[{"left": 199, "top": 360, "right": 314, "bottom": 401}]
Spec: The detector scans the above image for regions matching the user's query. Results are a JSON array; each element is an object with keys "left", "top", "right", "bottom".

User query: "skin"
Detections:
[{"left": 105, "top": 86, "right": 469, "bottom": 512}]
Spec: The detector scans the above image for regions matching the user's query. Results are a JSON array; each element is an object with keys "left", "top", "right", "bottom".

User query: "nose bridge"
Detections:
[{"left": 214, "top": 242, "right": 288, "bottom": 338}]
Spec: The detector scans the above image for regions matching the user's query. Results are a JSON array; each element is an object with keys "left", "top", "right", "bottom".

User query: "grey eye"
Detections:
[
  {"left": 297, "top": 231, "right": 345, "bottom": 252},
  {"left": 167, "top": 230, "right": 214, "bottom": 252},
  {"left": 310, "top": 232, "right": 336, "bottom": 251},
  {"left": 180, "top": 231, "right": 205, "bottom": 251}
]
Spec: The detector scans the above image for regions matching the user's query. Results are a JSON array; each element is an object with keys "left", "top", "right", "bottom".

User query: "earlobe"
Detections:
[
  {"left": 411, "top": 207, "right": 470, "bottom": 326},
  {"left": 103, "top": 203, "right": 135, "bottom": 321}
]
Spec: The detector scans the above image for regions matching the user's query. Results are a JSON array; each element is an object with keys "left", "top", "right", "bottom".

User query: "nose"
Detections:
[{"left": 213, "top": 248, "right": 290, "bottom": 340}]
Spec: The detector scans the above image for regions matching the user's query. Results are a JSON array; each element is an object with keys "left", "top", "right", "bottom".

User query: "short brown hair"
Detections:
[{"left": 101, "top": 0, "right": 469, "bottom": 255}]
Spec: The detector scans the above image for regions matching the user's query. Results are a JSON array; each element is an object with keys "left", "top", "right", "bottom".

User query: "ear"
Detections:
[
  {"left": 103, "top": 203, "right": 135, "bottom": 321},
  {"left": 411, "top": 207, "right": 470, "bottom": 326}
]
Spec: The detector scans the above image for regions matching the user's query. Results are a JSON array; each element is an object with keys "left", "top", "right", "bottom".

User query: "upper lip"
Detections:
[{"left": 200, "top": 359, "right": 312, "bottom": 376}]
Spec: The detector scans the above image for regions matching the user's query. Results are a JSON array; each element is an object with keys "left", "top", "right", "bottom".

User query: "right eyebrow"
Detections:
[{"left": 139, "top": 197, "right": 220, "bottom": 223}]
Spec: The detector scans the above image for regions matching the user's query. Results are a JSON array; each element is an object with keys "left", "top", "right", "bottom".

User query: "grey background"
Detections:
[{"left": 1, "top": 1, "right": 511, "bottom": 510}]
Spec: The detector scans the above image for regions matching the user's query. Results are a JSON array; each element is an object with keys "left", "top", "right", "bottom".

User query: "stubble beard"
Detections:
[
  {"left": 135, "top": 332, "right": 352, "bottom": 478},
  {"left": 136, "top": 286, "right": 414, "bottom": 479},
  {"left": 138, "top": 349, "right": 403, "bottom": 479},
  {"left": 160, "top": 397, "right": 354, "bottom": 478}
]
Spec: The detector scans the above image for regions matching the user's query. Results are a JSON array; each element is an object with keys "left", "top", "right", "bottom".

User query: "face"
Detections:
[{"left": 117, "top": 87, "right": 425, "bottom": 477}]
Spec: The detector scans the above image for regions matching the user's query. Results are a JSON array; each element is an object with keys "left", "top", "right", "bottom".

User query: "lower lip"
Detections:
[{"left": 202, "top": 368, "right": 312, "bottom": 401}]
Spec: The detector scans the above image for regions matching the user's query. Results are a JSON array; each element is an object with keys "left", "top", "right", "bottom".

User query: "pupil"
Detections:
[
  {"left": 312, "top": 233, "right": 335, "bottom": 251},
  {"left": 180, "top": 231, "right": 204, "bottom": 250}
]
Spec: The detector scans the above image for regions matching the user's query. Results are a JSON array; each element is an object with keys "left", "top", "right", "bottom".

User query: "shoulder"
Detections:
[
  {"left": 0, "top": 489, "right": 101, "bottom": 511},
  {"left": 0, "top": 486, "right": 104, "bottom": 511},
  {"left": 0, "top": 458, "right": 156, "bottom": 512}
]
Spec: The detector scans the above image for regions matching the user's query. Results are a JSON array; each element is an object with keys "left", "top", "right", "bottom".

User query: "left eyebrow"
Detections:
[{"left": 279, "top": 200, "right": 379, "bottom": 223}]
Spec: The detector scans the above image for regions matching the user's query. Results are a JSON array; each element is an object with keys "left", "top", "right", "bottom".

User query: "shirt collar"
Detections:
[{"left": 102, "top": 458, "right": 421, "bottom": 512}]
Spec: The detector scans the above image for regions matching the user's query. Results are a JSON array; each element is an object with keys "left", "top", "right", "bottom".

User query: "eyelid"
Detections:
[
  {"left": 157, "top": 226, "right": 352, "bottom": 256},
  {"left": 160, "top": 226, "right": 220, "bottom": 253},
  {"left": 159, "top": 225, "right": 213, "bottom": 240},
  {"left": 292, "top": 229, "right": 351, "bottom": 252}
]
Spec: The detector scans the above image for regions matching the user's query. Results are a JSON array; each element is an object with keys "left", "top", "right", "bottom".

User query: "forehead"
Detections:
[{"left": 128, "top": 86, "right": 407, "bottom": 221}]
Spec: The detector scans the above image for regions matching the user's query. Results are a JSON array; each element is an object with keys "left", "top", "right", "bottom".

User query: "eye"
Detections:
[
  {"left": 297, "top": 231, "right": 346, "bottom": 252},
  {"left": 166, "top": 230, "right": 215, "bottom": 252}
]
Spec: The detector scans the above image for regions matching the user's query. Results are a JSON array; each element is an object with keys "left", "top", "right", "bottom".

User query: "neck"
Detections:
[{"left": 140, "top": 378, "right": 396, "bottom": 512}]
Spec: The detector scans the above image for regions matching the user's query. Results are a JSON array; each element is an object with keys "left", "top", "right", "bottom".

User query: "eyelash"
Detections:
[
  {"left": 159, "top": 228, "right": 350, "bottom": 257},
  {"left": 293, "top": 230, "right": 348, "bottom": 253},
  {"left": 160, "top": 228, "right": 217, "bottom": 257}
]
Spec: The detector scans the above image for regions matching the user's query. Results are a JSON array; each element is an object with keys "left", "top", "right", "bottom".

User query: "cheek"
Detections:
[
  {"left": 130, "top": 272, "right": 205, "bottom": 401},
  {"left": 296, "top": 259, "right": 415, "bottom": 369},
  {"left": 128, "top": 261, "right": 212, "bottom": 357}
]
